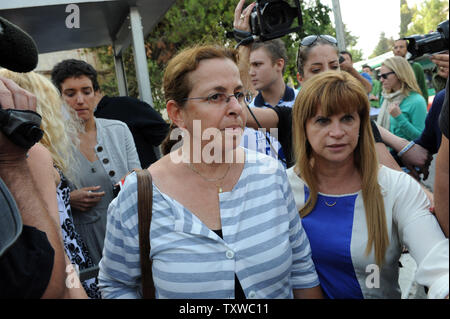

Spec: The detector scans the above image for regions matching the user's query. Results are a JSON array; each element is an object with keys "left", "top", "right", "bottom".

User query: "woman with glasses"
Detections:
[
  {"left": 377, "top": 56, "right": 427, "bottom": 141},
  {"left": 288, "top": 70, "right": 448, "bottom": 298},
  {"left": 98, "top": 44, "right": 323, "bottom": 299}
]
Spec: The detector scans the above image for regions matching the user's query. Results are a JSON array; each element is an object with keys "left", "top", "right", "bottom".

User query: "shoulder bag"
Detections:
[{"left": 136, "top": 169, "right": 155, "bottom": 299}]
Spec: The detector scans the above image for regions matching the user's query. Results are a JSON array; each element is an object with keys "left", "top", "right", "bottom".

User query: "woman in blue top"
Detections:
[
  {"left": 377, "top": 56, "right": 427, "bottom": 141},
  {"left": 288, "top": 71, "right": 448, "bottom": 299}
]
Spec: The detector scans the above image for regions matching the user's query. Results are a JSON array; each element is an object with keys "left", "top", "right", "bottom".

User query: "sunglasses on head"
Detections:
[
  {"left": 300, "top": 35, "right": 338, "bottom": 47},
  {"left": 297, "top": 35, "right": 338, "bottom": 71},
  {"left": 379, "top": 71, "right": 395, "bottom": 79}
]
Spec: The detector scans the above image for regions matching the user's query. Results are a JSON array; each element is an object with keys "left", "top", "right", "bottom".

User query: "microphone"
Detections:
[{"left": 0, "top": 16, "right": 38, "bottom": 73}]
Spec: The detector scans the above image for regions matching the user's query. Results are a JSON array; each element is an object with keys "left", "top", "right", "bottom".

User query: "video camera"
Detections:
[
  {"left": 0, "top": 16, "right": 43, "bottom": 150},
  {"left": 0, "top": 108, "right": 44, "bottom": 149},
  {"left": 234, "top": 0, "right": 303, "bottom": 47},
  {"left": 404, "top": 19, "right": 449, "bottom": 61}
]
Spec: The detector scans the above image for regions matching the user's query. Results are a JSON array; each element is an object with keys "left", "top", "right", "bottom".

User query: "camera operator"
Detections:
[
  {"left": 393, "top": 39, "right": 429, "bottom": 101},
  {"left": 0, "top": 17, "right": 80, "bottom": 298}
]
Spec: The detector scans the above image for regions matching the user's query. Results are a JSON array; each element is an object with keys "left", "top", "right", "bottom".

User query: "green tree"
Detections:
[
  {"left": 369, "top": 32, "right": 395, "bottom": 58},
  {"left": 342, "top": 24, "right": 363, "bottom": 62},
  {"left": 92, "top": 0, "right": 340, "bottom": 110},
  {"left": 406, "top": 0, "right": 449, "bottom": 36},
  {"left": 400, "top": 0, "right": 415, "bottom": 38}
]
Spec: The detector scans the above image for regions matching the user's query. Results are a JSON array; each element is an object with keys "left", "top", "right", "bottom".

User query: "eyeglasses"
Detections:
[
  {"left": 183, "top": 91, "right": 253, "bottom": 105},
  {"left": 300, "top": 35, "right": 338, "bottom": 47},
  {"left": 379, "top": 71, "right": 395, "bottom": 79}
]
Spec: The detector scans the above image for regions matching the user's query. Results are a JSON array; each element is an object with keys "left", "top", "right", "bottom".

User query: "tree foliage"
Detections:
[
  {"left": 343, "top": 24, "right": 363, "bottom": 62},
  {"left": 406, "top": 0, "right": 449, "bottom": 36},
  {"left": 370, "top": 0, "right": 448, "bottom": 59},
  {"left": 400, "top": 0, "right": 414, "bottom": 38},
  {"left": 92, "top": 0, "right": 340, "bottom": 111},
  {"left": 369, "top": 32, "right": 395, "bottom": 58}
]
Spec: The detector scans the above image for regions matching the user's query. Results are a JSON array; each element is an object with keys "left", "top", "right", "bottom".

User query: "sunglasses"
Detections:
[
  {"left": 297, "top": 35, "right": 338, "bottom": 71},
  {"left": 379, "top": 71, "right": 395, "bottom": 79},
  {"left": 300, "top": 35, "right": 338, "bottom": 47}
]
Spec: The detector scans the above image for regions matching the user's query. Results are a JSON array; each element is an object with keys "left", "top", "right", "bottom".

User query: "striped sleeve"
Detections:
[
  {"left": 280, "top": 169, "right": 320, "bottom": 289},
  {"left": 98, "top": 172, "right": 142, "bottom": 299}
]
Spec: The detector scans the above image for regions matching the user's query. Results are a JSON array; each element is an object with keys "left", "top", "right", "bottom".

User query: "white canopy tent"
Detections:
[{"left": 0, "top": 0, "right": 176, "bottom": 105}]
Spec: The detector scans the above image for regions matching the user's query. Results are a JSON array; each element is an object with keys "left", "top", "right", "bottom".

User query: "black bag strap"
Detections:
[
  {"left": 136, "top": 169, "right": 155, "bottom": 299},
  {"left": 0, "top": 177, "right": 23, "bottom": 256}
]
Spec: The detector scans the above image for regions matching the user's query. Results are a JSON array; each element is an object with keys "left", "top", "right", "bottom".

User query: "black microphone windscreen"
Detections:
[{"left": 0, "top": 17, "right": 38, "bottom": 73}]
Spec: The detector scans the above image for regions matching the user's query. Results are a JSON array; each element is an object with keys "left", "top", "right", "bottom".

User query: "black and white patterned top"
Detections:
[{"left": 56, "top": 168, "right": 101, "bottom": 299}]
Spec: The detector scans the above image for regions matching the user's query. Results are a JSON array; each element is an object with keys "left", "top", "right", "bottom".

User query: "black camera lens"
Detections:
[
  {"left": 405, "top": 19, "right": 449, "bottom": 60},
  {"left": 248, "top": 0, "right": 302, "bottom": 41},
  {"left": 262, "top": 1, "right": 296, "bottom": 32}
]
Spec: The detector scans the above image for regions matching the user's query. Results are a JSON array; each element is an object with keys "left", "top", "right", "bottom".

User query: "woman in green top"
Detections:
[{"left": 377, "top": 56, "right": 427, "bottom": 141}]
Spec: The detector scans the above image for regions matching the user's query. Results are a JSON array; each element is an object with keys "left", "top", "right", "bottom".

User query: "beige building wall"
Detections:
[{"left": 35, "top": 48, "right": 104, "bottom": 77}]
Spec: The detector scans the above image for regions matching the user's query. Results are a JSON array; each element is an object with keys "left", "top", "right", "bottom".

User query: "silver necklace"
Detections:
[{"left": 187, "top": 163, "right": 232, "bottom": 193}]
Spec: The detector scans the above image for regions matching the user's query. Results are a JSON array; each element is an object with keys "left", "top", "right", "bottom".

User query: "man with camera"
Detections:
[
  {"left": 393, "top": 39, "right": 429, "bottom": 101},
  {"left": 0, "top": 17, "right": 80, "bottom": 298}
]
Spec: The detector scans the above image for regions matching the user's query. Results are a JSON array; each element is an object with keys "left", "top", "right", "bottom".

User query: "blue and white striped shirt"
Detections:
[
  {"left": 98, "top": 149, "right": 319, "bottom": 299},
  {"left": 240, "top": 128, "right": 286, "bottom": 167}
]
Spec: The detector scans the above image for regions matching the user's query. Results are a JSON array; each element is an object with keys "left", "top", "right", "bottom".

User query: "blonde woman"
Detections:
[
  {"left": 0, "top": 70, "right": 98, "bottom": 298},
  {"left": 377, "top": 56, "right": 427, "bottom": 141},
  {"left": 288, "top": 71, "right": 448, "bottom": 299}
]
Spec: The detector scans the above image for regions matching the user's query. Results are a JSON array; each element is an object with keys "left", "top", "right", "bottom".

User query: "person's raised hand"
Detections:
[
  {"left": 339, "top": 54, "right": 353, "bottom": 73},
  {"left": 401, "top": 143, "right": 432, "bottom": 172},
  {"left": 431, "top": 52, "right": 449, "bottom": 71},
  {"left": 388, "top": 102, "right": 402, "bottom": 118},
  {"left": 0, "top": 77, "right": 37, "bottom": 162},
  {"left": 234, "top": 0, "right": 256, "bottom": 32},
  {"left": 0, "top": 76, "right": 36, "bottom": 112}
]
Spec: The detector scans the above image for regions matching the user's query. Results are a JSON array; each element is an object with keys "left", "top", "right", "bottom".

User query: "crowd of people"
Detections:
[{"left": 0, "top": 0, "right": 448, "bottom": 299}]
